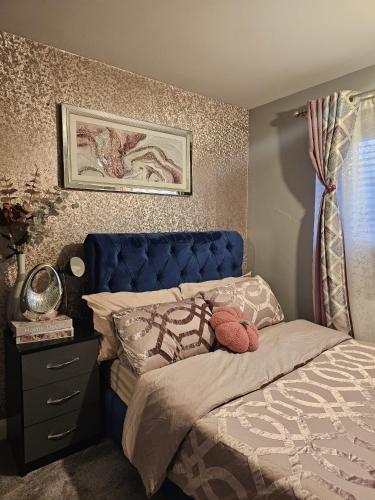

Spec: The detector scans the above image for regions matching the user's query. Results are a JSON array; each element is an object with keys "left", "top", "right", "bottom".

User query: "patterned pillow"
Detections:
[
  {"left": 113, "top": 296, "right": 214, "bottom": 375},
  {"left": 202, "top": 276, "right": 284, "bottom": 330},
  {"left": 83, "top": 287, "right": 183, "bottom": 362}
]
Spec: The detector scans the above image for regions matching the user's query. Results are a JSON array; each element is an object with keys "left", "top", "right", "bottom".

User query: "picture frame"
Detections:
[{"left": 61, "top": 104, "right": 192, "bottom": 196}]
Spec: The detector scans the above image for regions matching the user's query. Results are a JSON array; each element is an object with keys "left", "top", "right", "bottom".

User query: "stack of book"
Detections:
[{"left": 10, "top": 315, "right": 74, "bottom": 344}]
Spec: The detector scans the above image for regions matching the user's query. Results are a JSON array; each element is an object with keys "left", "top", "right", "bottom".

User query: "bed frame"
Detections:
[{"left": 84, "top": 230, "right": 244, "bottom": 497}]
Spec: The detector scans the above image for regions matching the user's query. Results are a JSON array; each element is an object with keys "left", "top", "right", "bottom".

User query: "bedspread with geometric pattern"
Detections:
[{"left": 169, "top": 340, "right": 375, "bottom": 499}]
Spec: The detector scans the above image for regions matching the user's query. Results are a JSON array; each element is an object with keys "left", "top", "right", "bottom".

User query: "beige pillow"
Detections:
[
  {"left": 202, "top": 275, "right": 284, "bottom": 330},
  {"left": 113, "top": 296, "right": 214, "bottom": 375},
  {"left": 82, "top": 288, "right": 182, "bottom": 361},
  {"left": 179, "top": 272, "right": 252, "bottom": 300}
]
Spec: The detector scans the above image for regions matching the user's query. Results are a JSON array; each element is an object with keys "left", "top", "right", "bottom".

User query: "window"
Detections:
[{"left": 339, "top": 97, "right": 375, "bottom": 341}]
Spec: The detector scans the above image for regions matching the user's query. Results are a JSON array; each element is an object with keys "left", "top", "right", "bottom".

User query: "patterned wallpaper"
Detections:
[{"left": 0, "top": 32, "right": 248, "bottom": 418}]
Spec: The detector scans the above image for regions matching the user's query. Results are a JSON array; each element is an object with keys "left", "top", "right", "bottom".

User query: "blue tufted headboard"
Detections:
[{"left": 84, "top": 231, "right": 243, "bottom": 294}]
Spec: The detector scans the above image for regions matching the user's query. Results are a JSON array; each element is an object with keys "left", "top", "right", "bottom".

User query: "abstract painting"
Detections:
[{"left": 61, "top": 104, "right": 192, "bottom": 195}]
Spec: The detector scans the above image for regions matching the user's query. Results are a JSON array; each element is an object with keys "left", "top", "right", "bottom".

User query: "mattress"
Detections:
[{"left": 109, "top": 358, "right": 138, "bottom": 406}]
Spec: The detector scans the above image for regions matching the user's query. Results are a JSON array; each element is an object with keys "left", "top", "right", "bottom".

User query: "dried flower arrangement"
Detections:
[{"left": 0, "top": 169, "right": 78, "bottom": 260}]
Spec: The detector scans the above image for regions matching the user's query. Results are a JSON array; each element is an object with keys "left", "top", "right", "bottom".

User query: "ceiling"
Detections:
[{"left": 1, "top": 0, "right": 375, "bottom": 108}]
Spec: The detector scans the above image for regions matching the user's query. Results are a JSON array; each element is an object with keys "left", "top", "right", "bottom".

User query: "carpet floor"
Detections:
[{"left": 0, "top": 439, "right": 168, "bottom": 500}]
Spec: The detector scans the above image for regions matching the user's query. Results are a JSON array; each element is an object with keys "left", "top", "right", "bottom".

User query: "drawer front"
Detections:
[
  {"left": 24, "top": 405, "right": 100, "bottom": 463},
  {"left": 23, "top": 369, "right": 99, "bottom": 427},
  {"left": 22, "top": 340, "right": 98, "bottom": 390}
]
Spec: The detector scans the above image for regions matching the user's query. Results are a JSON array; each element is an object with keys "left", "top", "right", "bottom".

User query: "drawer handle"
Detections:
[
  {"left": 46, "top": 357, "right": 80, "bottom": 370},
  {"left": 47, "top": 390, "right": 81, "bottom": 405},
  {"left": 48, "top": 426, "right": 78, "bottom": 440}
]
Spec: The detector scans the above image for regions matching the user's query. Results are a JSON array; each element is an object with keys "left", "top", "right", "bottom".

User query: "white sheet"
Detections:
[{"left": 109, "top": 358, "right": 138, "bottom": 405}]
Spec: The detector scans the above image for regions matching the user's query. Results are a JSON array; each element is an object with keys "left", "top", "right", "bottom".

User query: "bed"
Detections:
[{"left": 84, "top": 231, "right": 375, "bottom": 500}]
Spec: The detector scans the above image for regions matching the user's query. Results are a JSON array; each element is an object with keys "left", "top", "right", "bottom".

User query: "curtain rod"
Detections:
[{"left": 293, "top": 88, "right": 375, "bottom": 118}]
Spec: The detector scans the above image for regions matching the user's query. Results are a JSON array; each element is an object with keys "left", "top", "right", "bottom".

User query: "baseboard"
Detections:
[{"left": 0, "top": 418, "right": 7, "bottom": 440}]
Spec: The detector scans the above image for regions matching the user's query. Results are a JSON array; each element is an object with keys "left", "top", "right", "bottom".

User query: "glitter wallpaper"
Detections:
[{"left": 0, "top": 31, "right": 248, "bottom": 418}]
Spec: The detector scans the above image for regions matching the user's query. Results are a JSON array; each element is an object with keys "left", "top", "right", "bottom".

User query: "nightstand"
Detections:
[{"left": 5, "top": 328, "right": 101, "bottom": 475}]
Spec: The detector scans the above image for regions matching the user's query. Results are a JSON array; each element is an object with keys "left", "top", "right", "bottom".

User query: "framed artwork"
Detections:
[{"left": 61, "top": 104, "right": 192, "bottom": 195}]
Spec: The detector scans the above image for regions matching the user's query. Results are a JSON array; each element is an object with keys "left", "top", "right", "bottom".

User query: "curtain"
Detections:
[
  {"left": 307, "top": 91, "right": 359, "bottom": 334},
  {"left": 340, "top": 96, "right": 375, "bottom": 341}
]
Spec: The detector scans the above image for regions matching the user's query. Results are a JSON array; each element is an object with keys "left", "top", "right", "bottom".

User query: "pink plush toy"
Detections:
[{"left": 210, "top": 306, "right": 259, "bottom": 353}]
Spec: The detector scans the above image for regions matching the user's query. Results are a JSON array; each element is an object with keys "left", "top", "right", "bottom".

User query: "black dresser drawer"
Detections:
[
  {"left": 6, "top": 330, "right": 101, "bottom": 474},
  {"left": 23, "top": 369, "right": 99, "bottom": 427},
  {"left": 22, "top": 340, "right": 98, "bottom": 390},
  {"left": 24, "top": 405, "right": 100, "bottom": 463}
]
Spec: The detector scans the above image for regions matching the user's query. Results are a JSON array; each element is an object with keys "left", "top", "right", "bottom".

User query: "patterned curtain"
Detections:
[{"left": 307, "top": 90, "right": 359, "bottom": 334}]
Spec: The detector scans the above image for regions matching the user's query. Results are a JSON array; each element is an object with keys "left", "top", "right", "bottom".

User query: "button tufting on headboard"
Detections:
[{"left": 84, "top": 231, "right": 243, "bottom": 294}]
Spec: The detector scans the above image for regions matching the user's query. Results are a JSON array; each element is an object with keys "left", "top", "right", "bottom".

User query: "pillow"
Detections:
[
  {"left": 209, "top": 306, "right": 259, "bottom": 353},
  {"left": 82, "top": 288, "right": 182, "bottom": 362},
  {"left": 202, "top": 275, "right": 284, "bottom": 330},
  {"left": 112, "top": 296, "right": 214, "bottom": 375},
  {"left": 179, "top": 272, "right": 252, "bottom": 300}
]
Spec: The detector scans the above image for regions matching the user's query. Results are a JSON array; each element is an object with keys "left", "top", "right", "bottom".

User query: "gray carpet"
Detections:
[{"left": 0, "top": 439, "right": 168, "bottom": 500}]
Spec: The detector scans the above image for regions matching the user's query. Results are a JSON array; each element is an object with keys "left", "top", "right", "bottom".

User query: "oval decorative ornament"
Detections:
[{"left": 20, "top": 264, "right": 63, "bottom": 321}]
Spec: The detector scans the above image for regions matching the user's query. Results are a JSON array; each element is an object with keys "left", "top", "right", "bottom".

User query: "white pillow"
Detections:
[{"left": 179, "top": 272, "right": 252, "bottom": 300}]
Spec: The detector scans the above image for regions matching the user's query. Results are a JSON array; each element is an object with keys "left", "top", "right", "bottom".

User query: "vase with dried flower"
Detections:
[{"left": 0, "top": 169, "right": 78, "bottom": 323}]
